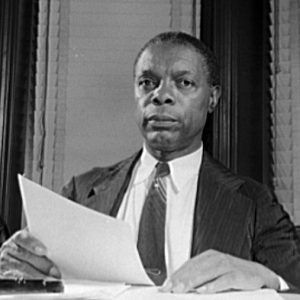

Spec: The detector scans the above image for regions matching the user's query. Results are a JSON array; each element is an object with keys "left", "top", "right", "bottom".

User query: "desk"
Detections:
[
  {"left": 281, "top": 295, "right": 300, "bottom": 300},
  {"left": 116, "top": 287, "right": 299, "bottom": 300},
  {"left": 0, "top": 285, "right": 299, "bottom": 299},
  {"left": 0, "top": 292, "right": 298, "bottom": 299}
]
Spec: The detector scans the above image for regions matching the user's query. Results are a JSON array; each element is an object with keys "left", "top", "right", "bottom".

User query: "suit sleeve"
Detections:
[
  {"left": 246, "top": 181, "right": 300, "bottom": 289},
  {"left": 60, "top": 176, "right": 76, "bottom": 200},
  {"left": 0, "top": 216, "right": 9, "bottom": 246}
]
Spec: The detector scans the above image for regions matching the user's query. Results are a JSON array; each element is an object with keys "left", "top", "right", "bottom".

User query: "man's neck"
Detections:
[{"left": 144, "top": 142, "right": 203, "bottom": 162}]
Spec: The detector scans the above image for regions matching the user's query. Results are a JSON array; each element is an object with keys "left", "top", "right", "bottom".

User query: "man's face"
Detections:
[{"left": 134, "top": 43, "right": 220, "bottom": 160}]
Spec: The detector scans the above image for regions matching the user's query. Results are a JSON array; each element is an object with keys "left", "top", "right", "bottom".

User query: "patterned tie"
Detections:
[{"left": 137, "top": 162, "right": 170, "bottom": 285}]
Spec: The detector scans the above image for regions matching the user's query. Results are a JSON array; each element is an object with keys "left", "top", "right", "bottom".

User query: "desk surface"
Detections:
[
  {"left": 0, "top": 292, "right": 298, "bottom": 299},
  {"left": 117, "top": 286, "right": 299, "bottom": 300},
  {"left": 281, "top": 294, "right": 300, "bottom": 300},
  {"left": 0, "top": 285, "right": 298, "bottom": 299}
]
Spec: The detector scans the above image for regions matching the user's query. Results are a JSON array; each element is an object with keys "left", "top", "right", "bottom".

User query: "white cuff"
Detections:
[{"left": 278, "top": 275, "right": 289, "bottom": 291}]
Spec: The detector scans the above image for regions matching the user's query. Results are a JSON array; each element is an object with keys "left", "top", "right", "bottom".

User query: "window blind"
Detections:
[{"left": 270, "top": 0, "right": 300, "bottom": 224}]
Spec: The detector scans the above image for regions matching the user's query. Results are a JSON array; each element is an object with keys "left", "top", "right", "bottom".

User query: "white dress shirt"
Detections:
[
  {"left": 116, "top": 144, "right": 288, "bottom": 290},
  {"left": 117, "top": 145, "right": 202, "bottom": 276}
]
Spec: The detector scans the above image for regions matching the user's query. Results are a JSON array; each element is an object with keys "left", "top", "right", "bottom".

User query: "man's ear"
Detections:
[{"left": 208, "top": 85, "right": 221, "bottom": 113}]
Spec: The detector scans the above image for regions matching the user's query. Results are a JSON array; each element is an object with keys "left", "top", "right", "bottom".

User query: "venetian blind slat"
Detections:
[{"left": 270, "top": 0, "right": 300, "bottom": 223}]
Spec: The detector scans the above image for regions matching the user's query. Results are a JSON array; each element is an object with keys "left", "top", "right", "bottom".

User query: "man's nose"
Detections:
[{"left": 151, "top": 81, "right": 175, "bottom": 105}]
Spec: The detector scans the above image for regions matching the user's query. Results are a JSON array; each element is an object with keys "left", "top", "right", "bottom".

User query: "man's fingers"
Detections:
[
  {"left": 0, "top": 253, "right": 49, "bottom": 279},
  {"left": 0, "top": 230, "right": 61, "bottom": 279},
  {"left": 9, "top": 230, "right": 47, "bottom": 256},
  {"left": 196, "top": 271, "right": 263, "bottom": 294},
  {"left": 161, "top": 250, "right": 227, "bottom": 293},
  {"left": 196, "top": 273, "right": 239, "bottom": 294},
  {"left": 0, "top": 242, "right": 60, "bottom": 278},
  {"left": 161, "top": 249, "right": 280, "bottom": 294}
]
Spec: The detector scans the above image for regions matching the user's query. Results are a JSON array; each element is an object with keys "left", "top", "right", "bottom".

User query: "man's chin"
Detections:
[{"left": 145, "top": 133, "right": 177, "bottom": 152}]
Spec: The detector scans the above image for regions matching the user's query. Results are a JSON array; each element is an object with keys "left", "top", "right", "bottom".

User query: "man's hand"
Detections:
[
  {"left": 160, "top": 249, "right": 280, "bottom": 293},
  {"left": 0, "top": 229, "right": 61, "bottom": 279}
]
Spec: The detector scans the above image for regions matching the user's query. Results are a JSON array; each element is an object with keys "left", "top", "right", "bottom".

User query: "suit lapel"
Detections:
[
  {"left": 86, "top": 151, "right": 142, "bottom": 216},
  {"left": 191, "top": 152, "right": 254, "bottom": 258}
]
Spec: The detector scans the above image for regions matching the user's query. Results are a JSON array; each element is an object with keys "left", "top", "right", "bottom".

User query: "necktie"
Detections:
[{"left": 137, "top": 162, "right": 170, "bottom": 285}]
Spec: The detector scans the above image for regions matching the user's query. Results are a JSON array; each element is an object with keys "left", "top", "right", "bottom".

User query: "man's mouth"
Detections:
[{"left": 147, "top": 115, "right": 177, "bottom": 128}]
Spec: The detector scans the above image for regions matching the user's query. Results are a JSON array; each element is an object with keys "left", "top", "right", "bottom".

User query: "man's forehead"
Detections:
[{"left": 135, "top": 43, "right": 205, "bottom": 75}]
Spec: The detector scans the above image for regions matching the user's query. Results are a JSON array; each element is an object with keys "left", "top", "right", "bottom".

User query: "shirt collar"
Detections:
[
  {"left": 169, "top": 145, "right": 203, "bottom": 191},
  {"left": 133, "top": 146, "right": 158, "bottom": 185},
  {"left": 133, "top": 144, "right": 203, "bottom": 191}
]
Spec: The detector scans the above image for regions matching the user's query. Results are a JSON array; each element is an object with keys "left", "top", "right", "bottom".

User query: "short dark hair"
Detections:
[{"left": 134, "top": 31, "right": 220, "bottom": 86}]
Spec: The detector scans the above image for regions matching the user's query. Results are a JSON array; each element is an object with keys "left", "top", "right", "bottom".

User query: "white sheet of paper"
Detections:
[
  {"left": 62, "top": 279, "right": 130, "bottom": 299},
  {"left": 18, "top": 175, "right": 153, "bottom": 285}
]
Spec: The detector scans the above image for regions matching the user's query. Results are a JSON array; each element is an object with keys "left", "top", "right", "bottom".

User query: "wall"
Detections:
[{"left": 33, "top": 0, "right": 200, "bottom": 191}]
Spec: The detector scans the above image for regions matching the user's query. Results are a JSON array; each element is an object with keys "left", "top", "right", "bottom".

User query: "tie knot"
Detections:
[{"left": 155, "top": 162, "right": 170, "bottom": 178}]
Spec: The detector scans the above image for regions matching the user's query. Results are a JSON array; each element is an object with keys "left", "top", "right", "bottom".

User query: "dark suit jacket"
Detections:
[
  {"left": 61, "top": 150, "right": 300, "bottom": 289},
  {"left": 0, "top": 216, "right": 9, "bottom": 246}
]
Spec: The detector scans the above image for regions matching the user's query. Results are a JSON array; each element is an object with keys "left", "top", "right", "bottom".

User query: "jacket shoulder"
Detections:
[
  {"left": 61, "top": 151, "right": 141, "bottom": 201},
  {"left": 203, "top": 151, "right": 271, "bottom": 201}
]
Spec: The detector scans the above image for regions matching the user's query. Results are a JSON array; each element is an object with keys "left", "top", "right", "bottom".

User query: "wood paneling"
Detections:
[
  {"left": 0, "top": 0, "right": 37, "bottom": 234},
  {"left": 201, "top": 0, "right": 271, "bottom": 185}
]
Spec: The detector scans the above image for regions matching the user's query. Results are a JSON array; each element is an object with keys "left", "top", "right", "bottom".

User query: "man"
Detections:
[{"left": 0, "top": 32, "right": 299, "bottom": 293}]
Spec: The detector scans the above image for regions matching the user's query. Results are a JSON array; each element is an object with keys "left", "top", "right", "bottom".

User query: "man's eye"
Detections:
[
  {"left": 177, "top": 79, "right": 195, "bottom": 89},
  {"left": 138, "top": 79, "right": 157, "bottom": 90}
]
